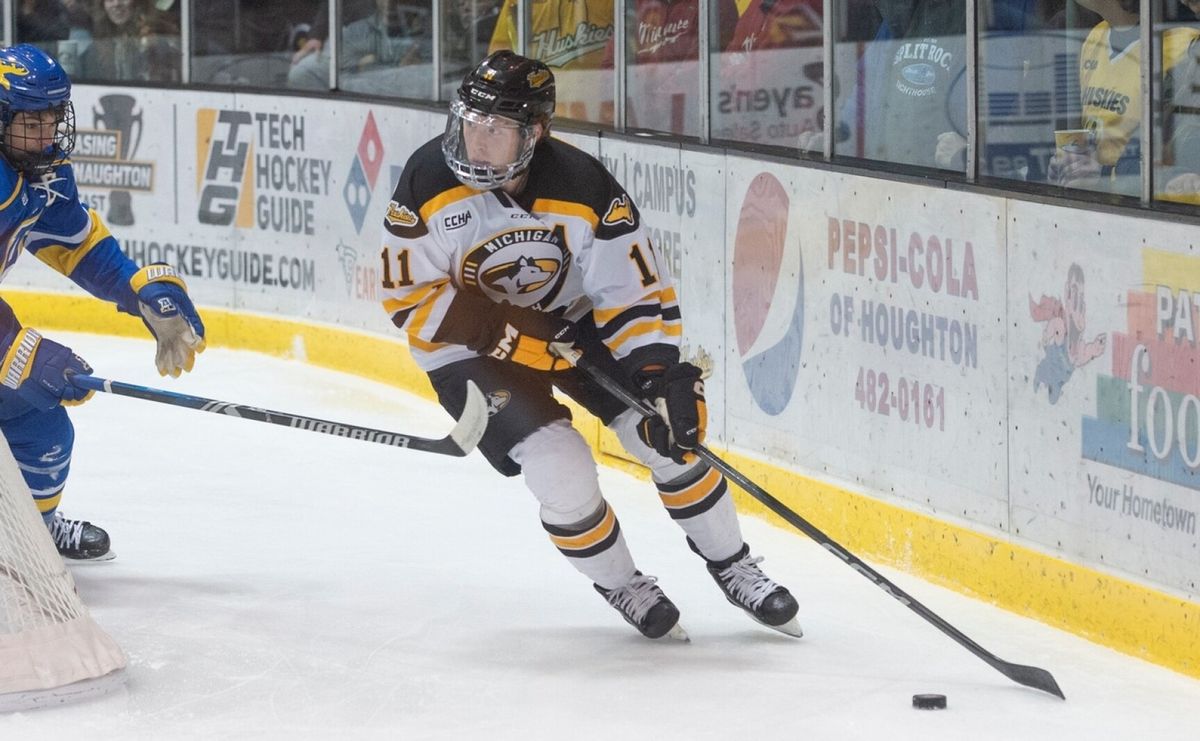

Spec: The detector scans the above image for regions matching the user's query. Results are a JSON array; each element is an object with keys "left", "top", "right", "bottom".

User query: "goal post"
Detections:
[{"left": 0, "top": 429, "right": 125, "bottom": 711}]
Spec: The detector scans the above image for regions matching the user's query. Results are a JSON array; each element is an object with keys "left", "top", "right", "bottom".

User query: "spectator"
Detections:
[
  {"left": 80, "top": 0, "right": 180, "bottom": 82},
  {"left": 808, "top": 0, "right": 966, "bottom": 167},
  {"left": 488, "top": 0, "right": 613, "bottom": 70},
  {"left": 1160, "top": 0, "right": 1200, "bottom": 203},
  {"left": 288, "top": 0, "right": 431, "bottom": 91},
  {"left": 17, "top": 0, "right": 72, "bottom": 43},
  {"left": 1048, "top": 0, "right": 1196, "bottom": 194}
]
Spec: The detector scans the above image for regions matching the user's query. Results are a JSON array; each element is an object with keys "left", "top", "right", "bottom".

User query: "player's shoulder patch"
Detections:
[
  {"left": 385, "top": 138, "right": 457, "bottom": 238},
  {"left": 384, "top": 200, "right": 422, "bottom": 235},
  {"left": 600, "top": 194, "right": 635, "bottom": 227},
  {"left": 531, "top": 139, "right": 640, "bottom": 236},
  {"left": 385, "top": 201, "right": 420, "bottom": 228}
]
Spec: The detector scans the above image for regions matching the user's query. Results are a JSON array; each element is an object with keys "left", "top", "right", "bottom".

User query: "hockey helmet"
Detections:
[
  {"left": 0, "top": 44, "right": 75, "bottom": 176},
  {"left": 442, "top": 51, "right": 555, "bottom": 190}
]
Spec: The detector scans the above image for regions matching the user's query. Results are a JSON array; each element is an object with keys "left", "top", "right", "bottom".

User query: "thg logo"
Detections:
[{"left": 197, "top": 109, "right": 253, "bottom": 226}]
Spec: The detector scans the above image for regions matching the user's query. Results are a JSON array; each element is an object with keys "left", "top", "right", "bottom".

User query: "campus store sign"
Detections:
[
  {"left": 1008, "top": 201, "right": 1200, "bottom": 595},
  {"left": 595, "top": 137, "right": 727, "bottom": 445},
  {"left": 724, "top": 161, "right": 1010, "bottom": 525}
]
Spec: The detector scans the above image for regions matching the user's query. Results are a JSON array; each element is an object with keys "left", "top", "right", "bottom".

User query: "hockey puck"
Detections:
[{"left": 912, "top": 694, "right": 947, "bottom": 710}]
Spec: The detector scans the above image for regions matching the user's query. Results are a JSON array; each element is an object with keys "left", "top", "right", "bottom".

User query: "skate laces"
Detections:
[
  {"left": 716, "top": 554, "right": 780, "bottom": 610},
  {"left": 48, "top": 514, "right": 84, "bottom": 551},
  {"left": 603, "top": 574, "right": 665, "bottom": 624}
]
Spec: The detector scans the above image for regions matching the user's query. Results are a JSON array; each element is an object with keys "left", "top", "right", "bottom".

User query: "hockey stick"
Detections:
[
  {"left": 561, "top": 350, "right": 1065, "bottom": 700},
  {"left": 71, "top": 375, "right": 488, "bottom": 457}
]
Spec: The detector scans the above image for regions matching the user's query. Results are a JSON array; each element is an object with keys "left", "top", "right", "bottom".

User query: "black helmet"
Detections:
[
  {"left": 443, "top": 52, "right": 555, "bottom": 190},
  {"left": 457, "top": 50, "right": 555, "bottom": 126}
]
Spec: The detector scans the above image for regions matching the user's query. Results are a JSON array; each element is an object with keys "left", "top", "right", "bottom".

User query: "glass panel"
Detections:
[
  {"left": 1008, "top": 0, "right": 1147, "bottom": 196},
  {"left": 832, "top": 0, "right": 967, "bottom": 170},
  {"left": 710, "top": 0, "right": 825, "bottom": 148},
  {"left": 1154, "top": 0, "right": 1199, "bottom": 206},
  {"left": 440, "top": 0, "right": 505, "bottom": 97},
  {"left": 336, "top": 0, "right": 435, "bottom": 97},
  {"left": 20, "top": 0, "right": 182, "bottom": 82},
  {"left": 490, "top": 0, "right": 615, "bottom": 125},
  {"left": 625, "top": 0, "right": 700, "bottom": 136},
  {"left": 978, "top": 0, "right": 1084, "bottom": 185},
  {"left": 195, "top": 0, "right": 320, "bottom": 87}
]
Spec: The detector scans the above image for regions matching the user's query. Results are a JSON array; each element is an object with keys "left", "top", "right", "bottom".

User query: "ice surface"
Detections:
[{"left": 1, "top": 332, "right": 1196, "bottom": 739}]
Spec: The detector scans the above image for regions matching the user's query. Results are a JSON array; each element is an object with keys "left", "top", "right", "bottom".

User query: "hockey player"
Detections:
[
  {"left": 0, "top": 44, "right": 205, "bottom": 560},
  {"left": 381, "top": 50, "right": 800, "bottom": 639}
]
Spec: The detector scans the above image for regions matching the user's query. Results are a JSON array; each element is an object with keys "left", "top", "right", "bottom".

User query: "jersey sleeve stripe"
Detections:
[
  {"left": 404, "top": 281, "right": 454, "bottom": 346},
  {"left": 27, "top": 219, "right": 90, "bottom": 245},
  {"left": 381, "top": 279, "right": 450, "bottom": 315},
  {"left": 604, "top": 318, "right": 683, "bottom": 356},
  {"left": 0, "top": 174, "right": 23, "bottom": 210},
  {"left": 30, "top": 210, "right": 112, "bottom": 277},
  {"left": 530, "top": 198, "right": 599, "bottom": 229},
  {"left": 595, "top": 304, "right": 682, "bottom": 342},
  {"left": 593, "top": 286, "right": 678, "bottom": 323},
  {"left": 407, "top": 333, "right": 448, "bottom": 352},
  {"left": 418, "top": 185, "right": 478, "bottom": 223}
]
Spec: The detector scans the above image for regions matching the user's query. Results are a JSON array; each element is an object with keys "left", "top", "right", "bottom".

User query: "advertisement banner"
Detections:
[
  {"left": 722, "top": 161, "right": 1010, "bottom": 523},
  {"left": 1009, "top": 201, "right": 1200, "bottom": 593}
]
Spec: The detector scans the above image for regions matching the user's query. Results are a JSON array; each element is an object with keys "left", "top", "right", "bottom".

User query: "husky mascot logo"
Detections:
[{"left": 483, "top": 255, "right": 557, "bottom": 295}]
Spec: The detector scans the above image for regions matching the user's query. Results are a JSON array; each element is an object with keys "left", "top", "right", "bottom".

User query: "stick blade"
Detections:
[
  {"left": 998, "top": 661, "right": 1066, "bottom": 699},
  {"left": 447, "top": 381, "right": 489, "bottom": 456}
]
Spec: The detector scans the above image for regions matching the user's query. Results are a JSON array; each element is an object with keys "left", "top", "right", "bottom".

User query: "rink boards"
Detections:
[{"left": 6, "top": 85, "right": 1196, "bottom": 677}]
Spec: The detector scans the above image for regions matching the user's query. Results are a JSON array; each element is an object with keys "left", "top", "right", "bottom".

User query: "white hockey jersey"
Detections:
[{"left": 380, "top": 136, "right": 681, "bottom": 372}]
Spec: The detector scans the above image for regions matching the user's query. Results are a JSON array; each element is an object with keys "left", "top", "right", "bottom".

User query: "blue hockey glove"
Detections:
[
  {"left": 0, "top": 329, "right": 94, "bottom": 409},
  {"left": 131, "top": 264, "right": 206, "bottom": 377}
]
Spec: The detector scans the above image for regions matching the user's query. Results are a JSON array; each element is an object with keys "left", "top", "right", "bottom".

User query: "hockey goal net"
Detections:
[{"left": 0, "top": 429, "right": 125, "bottom": 711}]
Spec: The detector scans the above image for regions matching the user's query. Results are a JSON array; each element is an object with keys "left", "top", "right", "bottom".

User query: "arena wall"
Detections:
[{"left": 9, "top": 85, "right": 1196, "bottom": 677}]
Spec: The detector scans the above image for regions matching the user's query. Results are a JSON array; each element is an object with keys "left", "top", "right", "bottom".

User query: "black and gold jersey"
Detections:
[{"left": 381, "top": 137, "right": 681, "bottom": 371}]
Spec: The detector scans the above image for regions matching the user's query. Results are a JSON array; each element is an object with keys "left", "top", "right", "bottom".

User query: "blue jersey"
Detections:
[{"left": 0, "top": 159, "right": 140, "bottom": 345}]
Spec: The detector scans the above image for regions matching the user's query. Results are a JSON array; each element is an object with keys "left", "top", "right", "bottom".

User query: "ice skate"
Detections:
[
  {"left": 48, "top": 513, "right": 114, "bottom": 562},
  {"left": 595, "top": 572, "right": 689, "bottom": 641},
  {"left": 704, "top": 543, "right": 801, "bottom": 637}
]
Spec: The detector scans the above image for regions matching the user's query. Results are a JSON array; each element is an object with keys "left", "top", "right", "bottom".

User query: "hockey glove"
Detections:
[
  {"left": 132, "top": 264, "right": 207, "bottom": 377},
  {"left": 0, "top": 329, "right": 94, "bottom": 410},
  {"left": 633, "top": 361, "right": 707, "bottom": 464},
  {"left": 433, "top": 292, "right": 577, "bottom": 372}
]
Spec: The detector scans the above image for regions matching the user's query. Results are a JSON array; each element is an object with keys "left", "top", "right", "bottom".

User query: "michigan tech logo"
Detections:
[{"left": 602, "top": 195, "right": 635, "bottom": 227}]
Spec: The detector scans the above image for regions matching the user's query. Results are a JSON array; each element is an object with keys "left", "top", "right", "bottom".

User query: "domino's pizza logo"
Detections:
[
  {"left": 731, "top": 172, "right": 804, "bottom": 415},
  {"left": 343, "top": 112, "right": 385, "bottom": 234}
]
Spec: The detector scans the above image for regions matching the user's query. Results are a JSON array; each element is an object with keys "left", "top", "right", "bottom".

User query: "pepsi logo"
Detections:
[{"left": 731, "top": 172, "right": 804, "bottom": 415}]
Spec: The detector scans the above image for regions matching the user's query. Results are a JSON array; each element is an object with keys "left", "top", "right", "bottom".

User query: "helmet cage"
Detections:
[
  {"left": 0, "top": 100, "right": 75, "bottom": 176},
  {"left": 442, "top": 99, "right": 539, "bottom": 190}
]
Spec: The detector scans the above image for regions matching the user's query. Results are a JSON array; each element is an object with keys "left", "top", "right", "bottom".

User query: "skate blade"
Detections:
[
  {"left": 661, "top": 622, "right": 690, "bottom": 642},
  {"left": 757, "top": 615, "right": 803, "bottom": 638},
  {"left": 63, "top": 550, "right": 117, "bottom": 564}
]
